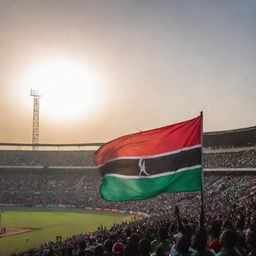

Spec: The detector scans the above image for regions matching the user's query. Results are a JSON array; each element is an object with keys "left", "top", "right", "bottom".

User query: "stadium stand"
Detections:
[
  {"left": 0, "top": 126, "right": 256, "bottom": 256},
  {"left": 0, "top": 149, "right": 255, "bottom": 169},
  {"left": 0, "top": 150, "right": 95, "bottom": 167},
  {"left": 204, "top": 150, "right": 256, "bottom": 168}
]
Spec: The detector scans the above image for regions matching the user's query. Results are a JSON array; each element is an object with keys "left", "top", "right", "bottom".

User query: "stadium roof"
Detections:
[
  {"left": 0, "top": 126, "right": 255, "bottom": 149},
  {"left": 205, "top": 125, "right": 256, "bottom": 136},
  {"left": 204, "top": 126, "right": 256, "bottom": 148}
]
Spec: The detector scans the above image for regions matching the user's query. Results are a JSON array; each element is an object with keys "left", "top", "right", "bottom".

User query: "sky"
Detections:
[{"left": 0, "top": 0, "right": 255, "bottom": 144}]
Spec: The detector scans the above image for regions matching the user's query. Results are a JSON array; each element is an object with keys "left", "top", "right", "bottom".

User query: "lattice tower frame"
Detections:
[{"left": 31, "top": 95, "right": 41, "bottom": 149}]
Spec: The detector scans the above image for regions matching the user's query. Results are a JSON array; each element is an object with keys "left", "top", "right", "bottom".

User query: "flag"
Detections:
[{"left": 94, "top": 116, "right": 202, "bottom": 201}]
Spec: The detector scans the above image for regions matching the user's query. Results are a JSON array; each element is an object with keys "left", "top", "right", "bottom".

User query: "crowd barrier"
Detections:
[
  {"left": 84, "top": 206, "right": 146, "bottom": 216},
  {"left": 0, "top": 203, "right": 147, "bottom": 216}
]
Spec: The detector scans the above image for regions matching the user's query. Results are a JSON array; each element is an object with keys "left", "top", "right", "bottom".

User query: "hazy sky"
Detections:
[{"left": 0, "top": 0, "right": 255, "bottom": 144}]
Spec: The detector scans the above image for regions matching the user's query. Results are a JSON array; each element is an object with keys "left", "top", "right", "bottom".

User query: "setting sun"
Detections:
[{"left": 25, "top": 60, "right": 103, "bottom": 120}]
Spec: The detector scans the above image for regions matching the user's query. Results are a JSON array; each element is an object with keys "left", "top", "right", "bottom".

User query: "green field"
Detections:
[{"left": 0, "top": 207, "right": 131, "bottom": 256}]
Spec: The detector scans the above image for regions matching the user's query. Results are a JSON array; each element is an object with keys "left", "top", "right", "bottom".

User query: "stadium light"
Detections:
[
  {"left": 30, "top": 89, "right": 41, "bottom": 97},
  {"left": 30, "top": 89, "right": 42, "bottom": 150}
]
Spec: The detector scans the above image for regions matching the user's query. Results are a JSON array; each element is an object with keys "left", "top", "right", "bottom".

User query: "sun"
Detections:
[{"left": 25, "top": 60, "right": 103, "bottom": 120}]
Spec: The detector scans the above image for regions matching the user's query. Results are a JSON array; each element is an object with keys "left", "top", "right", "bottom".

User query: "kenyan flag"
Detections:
[{"left": 94, "top": 116, "right": 202, "bottom": 201}]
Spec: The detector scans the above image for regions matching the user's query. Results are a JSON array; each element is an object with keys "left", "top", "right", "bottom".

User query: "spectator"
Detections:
[
  {"left": 138, "top": 239, "right": 150, "bottom": 256},
  {"left": 207, "top": 222, "right": 222, "bottom": 254},
  {"left": 113, "top": 242, "right": 124, "bottom": 256},
  {"left": 245, "top": 228, "right": 256, "bottom": 256},
  {"left": 124, "top": 233, "right": 139, "bottom": 256},
  {"left": 95, "top": 245, "right": 104, "bottom": 256},
  {"left": 174, "top": 236, "right": 192, "bottom": 256},
  {"left": 217, "top": 230, "right": 241, "bottom": 256},
  {"left": 150, "top": 228, "right": 169, "bottom": 254},
  {"left": 191, "top": 232, "right": 215, "bottom": 256},
  {"left": 103, "top": 239, "right": 114, "bottom": 256}
]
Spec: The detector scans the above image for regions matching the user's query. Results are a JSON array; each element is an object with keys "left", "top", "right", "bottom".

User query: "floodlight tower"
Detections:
[{"left": 30, "top": 89, "right": 42, "bottom": 150}]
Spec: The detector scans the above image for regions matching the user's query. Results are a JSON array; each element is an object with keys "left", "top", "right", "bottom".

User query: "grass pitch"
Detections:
[{"left": 0, "top": 207, "right": 131, "bottom": 256}]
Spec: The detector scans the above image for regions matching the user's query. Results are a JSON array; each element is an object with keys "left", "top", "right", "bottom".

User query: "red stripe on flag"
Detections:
[{"left": 95, "top": 116, "right": 201, "bottom": 165}]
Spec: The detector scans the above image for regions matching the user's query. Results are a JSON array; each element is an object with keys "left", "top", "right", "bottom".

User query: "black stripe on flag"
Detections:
[{"left": 99, "top": 147, "right": 201, "bottom": 177}]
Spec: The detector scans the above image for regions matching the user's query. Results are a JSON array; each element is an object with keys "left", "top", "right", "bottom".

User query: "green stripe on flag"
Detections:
[{"left": 100, "top": 167, "right": 202, "bottom": 201}]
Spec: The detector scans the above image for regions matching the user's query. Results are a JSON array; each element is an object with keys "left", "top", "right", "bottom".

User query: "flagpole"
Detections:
[{"left": 200, "top": 111, "right": 205, "bottom": 230}]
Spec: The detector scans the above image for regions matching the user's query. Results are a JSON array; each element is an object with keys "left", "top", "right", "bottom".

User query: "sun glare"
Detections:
[{"left": 25, "top": 60, "right": 103, "bottom": 120}]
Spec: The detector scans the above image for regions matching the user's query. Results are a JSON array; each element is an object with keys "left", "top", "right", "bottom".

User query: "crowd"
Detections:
[
  {"left": 0, "top": 149, "right": 256, "bottom": 168},
  {"left": 0, "top": 168, "right": 255, "bottom": 214},
  {"left": 0, "top": 149, "right": 255, "bottom": 256},
  {"left": 9, "top": 195, "right": 256, "bottom": 256},
  {"left": 204, "top": 150, "right": 256, "bottom": 169},
  {"left": 0, "top": 150, "right": 95, "bottom": 167}
]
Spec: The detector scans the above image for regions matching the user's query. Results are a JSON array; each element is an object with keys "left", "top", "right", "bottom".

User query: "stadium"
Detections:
[
  {"left": 0, "top": 126, "right": 255, "bottom": 256},
  {"left": 1, "top": 1, "right": 256, "bottom": 255}
]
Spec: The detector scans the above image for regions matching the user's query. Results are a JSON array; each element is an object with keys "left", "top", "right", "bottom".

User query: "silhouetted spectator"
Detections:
[
  {"left": 217, "top": 230, "right": 240, "bottom": 256},
  {"left": 138, "top": 238, "right": 150, "bottom": 256}
]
